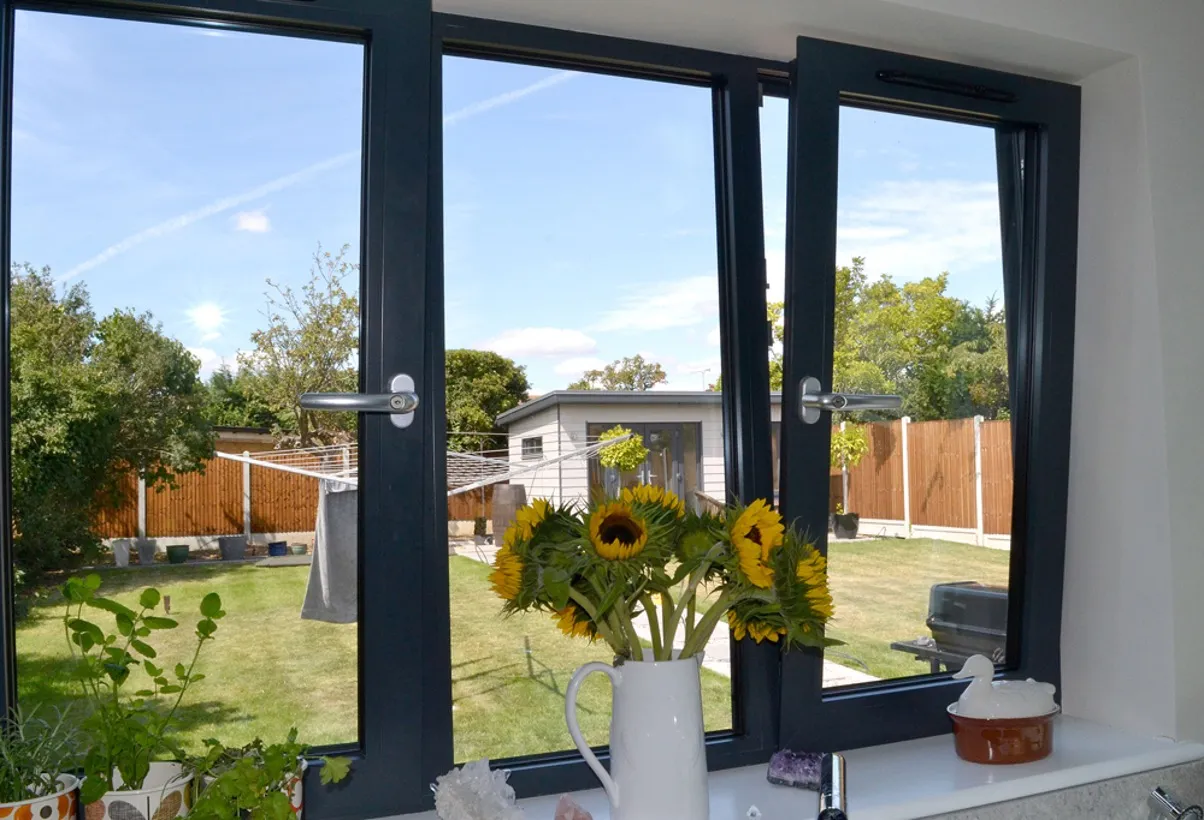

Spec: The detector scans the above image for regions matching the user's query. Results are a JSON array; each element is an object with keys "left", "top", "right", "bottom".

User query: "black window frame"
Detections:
[
  {"left": 776, "top": 36, "right": 1079, "bottom": 751},
  {"left": 0, "top": 5, "right": 1080, "bottom": 818},
  {"left": 520, "top": 436, "right": 543, "bottom": 461}
]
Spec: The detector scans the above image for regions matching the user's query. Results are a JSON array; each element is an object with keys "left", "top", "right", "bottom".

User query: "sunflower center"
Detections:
[
  {"left": 747, "top": 525, "right": 762, "bottom": 545},
  {"left": 599, "top": 514, "right": 643, "bottom": 545}
]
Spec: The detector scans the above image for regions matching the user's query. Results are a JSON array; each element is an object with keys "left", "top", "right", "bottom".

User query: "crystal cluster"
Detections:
[{"left": 432, "top": 760, "right": 526, "bottom": 820}]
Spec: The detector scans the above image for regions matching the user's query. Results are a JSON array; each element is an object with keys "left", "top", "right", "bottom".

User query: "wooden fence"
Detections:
[
  {"left": 837, "top": 417, "right": 1013, "bottom": 537},
  {"left": 95, "top": 458, "right": 496, "bottom": 539}
]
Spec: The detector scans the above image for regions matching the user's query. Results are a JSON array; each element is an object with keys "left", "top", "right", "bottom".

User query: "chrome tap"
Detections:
[
  {"left": 1150, "top": 786, "right": 1203, "bottom": 820},
  {"left": 818, "top": 753, "right": 848, "bottom": 820}
]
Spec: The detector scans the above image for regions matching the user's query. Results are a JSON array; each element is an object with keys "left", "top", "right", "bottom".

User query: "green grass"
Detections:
[
  {"left": 14, "top": 557, "right": 732, "bottom": 763},
  {"left": 826, "top": 538, "right": 1010, "bottom": 680}
]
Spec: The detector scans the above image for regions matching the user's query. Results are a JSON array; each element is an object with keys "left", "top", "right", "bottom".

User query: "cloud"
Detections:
[
  {"left": 554, "top": 356, "right": 606, "bottom": 377},
  {"left": 61, "top": 72, "right": 576, "bottom": 280},
  {"left": 187, "top": 302, "right": 225, "bottom": 342},
  {"left": 836, "top": 180, "right": 1001, "bottom": 282},
  {"left": 706, "top": 327, "right": 721, "bottom": 347},
  {"left": 483, "top": 327, "right": 598, "bottom": 358},
  {"left": 187, "top": 346, "right": 229, "bottom": 378},
  {"left": 234, "top": 209, "right": 271, "bottom": 233},
  {"left": 590, "top": 276, "right": 718, "bottom": 332}
]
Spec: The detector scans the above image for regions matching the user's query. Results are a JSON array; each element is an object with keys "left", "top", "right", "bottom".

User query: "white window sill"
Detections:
[{"left": 394, "top": 717, "right": 1204, "bottom": 820}]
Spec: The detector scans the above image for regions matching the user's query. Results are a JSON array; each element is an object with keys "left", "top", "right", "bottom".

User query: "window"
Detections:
[
  {"left": 521, "top": 436, "right": 544, "bottom": 460},
  {"left": 0, "top": 7, "right": 1078, "bottom": 817}
]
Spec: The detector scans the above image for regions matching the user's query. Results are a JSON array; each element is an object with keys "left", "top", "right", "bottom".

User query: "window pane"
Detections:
[
  {"left": 823, "top": 107, "right": 1011, "bottom": 688},
  {"left": 12, "top": 11, "right": 363, "bottom": 747},
  {"left": 443, "top": 56, "right": 731, "bottom": 762}
]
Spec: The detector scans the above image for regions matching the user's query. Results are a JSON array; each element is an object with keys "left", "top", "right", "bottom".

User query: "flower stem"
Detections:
[
  {"left": 615, "top": 604, "right": 644, "bottom": 662},
  {"left": 642, "top": 594, "right": 663, "bottom": 660},
  {"left": 568, "top": 589, "right": 619, "bottom": 648},
  {"left": 681, "top": 589, "right": 736, "bottom": 658}
]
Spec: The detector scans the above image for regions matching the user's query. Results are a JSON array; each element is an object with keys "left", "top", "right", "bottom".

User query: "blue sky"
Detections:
[{"left": 12, "top": 11, "right": 1004, "bottom": 395}]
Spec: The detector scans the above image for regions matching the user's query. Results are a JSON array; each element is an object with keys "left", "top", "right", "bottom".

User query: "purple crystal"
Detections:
[{"left": 767, "top": 749, "right": 823, "bottom": 790}]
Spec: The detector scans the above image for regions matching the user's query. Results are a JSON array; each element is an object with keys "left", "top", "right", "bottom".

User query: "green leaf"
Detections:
[
  {"left": 200, "top": 592, "right": 223, "bottom": 618},
  {"left": 319, "top": 756, "right": 352, "bottom": 785},
  {"left": 84, "top": 573, "right": 102, "bottom": 590},
  {"left": 115, "top": 612, "right": 134, "bottom": 636},
  {"left": 142, "top": 616, "right": 178, "bottom": 630},
  {"left": 87, "top": 597, "right": 137, "bottom": 620},
  {"left": 130, "top": 639, "right": 156, "bottom": 658},
  {"left": 189, "top": 673, "right": 205, "bottom": 684},
  {"left": 196, "top": 618, "right": 217, "bottom": 638},
  {"left": 153, "top": 676, "right": 169, "bottom": 687},
  {"left": 139, "top": 588, "right": 161, "bottom": 609},
  {"left": 80, "top": 777, "right": 107, "bottom": 804},
  {"left": 144, "top": 661, "right": 163, "bottom": 677},
  {"left": 159, "top": 684, "right": 182, "bottom": 694},
  {"left": 103, "top": 662, "right": 130, "bottom": 685},
  {"left": 135, "top": 626, "right": 151, "bottom": 637},
  {"left": 133, "top": 689, "right": 154, "bottom": 697},
  {"left": 174, "top": 663, "right": 187, "bottom": 679},
  {"left": 68, "top": 618, "right": 104, "bottom": 643}
]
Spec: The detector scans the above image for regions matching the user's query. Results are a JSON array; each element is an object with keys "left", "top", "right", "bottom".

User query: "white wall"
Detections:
[{"left": 505, "top": 406, "right": 563, "bottom": 504}]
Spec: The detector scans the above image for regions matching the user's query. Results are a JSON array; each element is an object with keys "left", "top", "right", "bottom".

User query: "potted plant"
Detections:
[
  {"left": 0, "top": 708, "right": 81, "bottom": 820},
  {"left": 490, "top": 490, "right": 837, "bottom": 818},
  {"left": 830, "top": 424, "right": 870, "bottom": 539},
  {"left": 111, "top": 539, "right": 131, "bottom": 569},
  {"left": 165, "top": 544, "right": 189, "bottom": 565},
  {"left": 472, "top": 517, "right": 490, "bottom": 546},
  {"left": 218, "top": 536, "right": 246, "bottom": 561},
  {"left": 60, "top": 574, "right": 225, "bottom": 816},
  {"left": 190, "top": 730, "right": 351, "bottom": 820}
]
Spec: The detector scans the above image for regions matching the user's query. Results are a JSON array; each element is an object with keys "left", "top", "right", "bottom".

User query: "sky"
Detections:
[{"left": 11, "top": 10, "right": 1005, "bottom": 395}]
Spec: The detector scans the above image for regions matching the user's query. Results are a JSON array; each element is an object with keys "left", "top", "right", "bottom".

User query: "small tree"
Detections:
[
  {"left": 242, "top": 244, "right": 359, "bottom": 447},
  {"left": 446, "top": 349, "right": 530, "bottom": 452},
  {"left": 830, "top": 424, "right": 869, "bottom": 471},
  {"left": 569, "top": 355, "right": 667, "bottom": 391}
]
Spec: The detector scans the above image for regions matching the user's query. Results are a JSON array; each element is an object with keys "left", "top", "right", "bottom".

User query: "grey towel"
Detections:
[{"left": 302, "top": 480, "right": 358, "bottom": 623}]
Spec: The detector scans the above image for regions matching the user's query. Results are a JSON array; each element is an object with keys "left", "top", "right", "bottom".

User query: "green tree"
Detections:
[
  {"left": 10, "top": 265, "right": 213, "bottom": 580},
  {"left": 446, "top": 349, "right": 531, "bottom": 452},
  {"left": 240, "top": 244, "right": 359, "bottom": 447},
  {"left": 201, "top": 366, "right": 283, "bottom": 430},
  {"left": 568, "top": 355, "right": 667, "bottom": 391}
]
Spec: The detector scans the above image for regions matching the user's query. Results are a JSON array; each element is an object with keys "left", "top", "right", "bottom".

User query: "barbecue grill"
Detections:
[{"left": 890, "top": 581, "right": 1008, "bottom": 673}]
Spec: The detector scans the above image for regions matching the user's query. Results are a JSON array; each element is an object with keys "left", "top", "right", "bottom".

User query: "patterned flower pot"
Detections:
[
  {"left": 0, "top": 774, "right": 79, "bottom": 820},
  {"left": 87, "top": 762, "right": 193, "bottom": 820}
]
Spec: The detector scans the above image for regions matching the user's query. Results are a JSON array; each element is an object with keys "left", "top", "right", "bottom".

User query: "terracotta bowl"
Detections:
[{"left": 947, "top": 704, "right": 1059, "bottom": 764}]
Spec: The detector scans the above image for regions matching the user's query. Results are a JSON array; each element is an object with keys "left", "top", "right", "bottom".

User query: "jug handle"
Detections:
[{"left": 566, "top": 661, "right": 621, "bottom": 808}]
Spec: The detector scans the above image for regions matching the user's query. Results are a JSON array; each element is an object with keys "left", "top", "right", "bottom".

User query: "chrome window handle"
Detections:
[
  {"left": 798, "top": 376, "right": 902, "bottom": 424},
  {"left": 300, "top": 373, "right": 418, "bottom": 429}
]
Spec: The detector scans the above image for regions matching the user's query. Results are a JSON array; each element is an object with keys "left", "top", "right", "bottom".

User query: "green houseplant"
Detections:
[
  {"left": 0, "top": 707, "right": 81, "bottom": 818},
  {"left": 61, "top": 574, "right": 225, "bottom": 813},
  {"left": 190, "top": 730, "right": 351, "bottom": 820}
]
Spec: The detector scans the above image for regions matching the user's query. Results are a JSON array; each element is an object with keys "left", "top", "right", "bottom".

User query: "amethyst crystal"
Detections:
[{"left": 766, "top": 749, "right": 824, "bottom": 790}]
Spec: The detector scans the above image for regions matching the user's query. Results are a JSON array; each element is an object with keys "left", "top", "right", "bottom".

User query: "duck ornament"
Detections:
[
  {"left": 950, "top": 654, "right": 1057, "bottom": 719},
  {"left": 947, "top": 654, "right": 1060, "bottom": 763}
]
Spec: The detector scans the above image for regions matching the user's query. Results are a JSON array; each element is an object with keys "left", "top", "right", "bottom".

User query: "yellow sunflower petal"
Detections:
[
  {"left": 554, "top": 605, "right": 593, "bottom": 639},
  {"left": 588, "top": 501, "right": 648, "bottom": 560},
  {"left": 731, "top": 499, "right": 785, "bottom": 588},
  {"left": 489, "top": 544, "right": 523, "bottom": 601}
]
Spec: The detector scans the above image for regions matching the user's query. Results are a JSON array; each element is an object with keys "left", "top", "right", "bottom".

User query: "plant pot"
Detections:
[
  {"left": 135, "top": 540, "right": 157, "bottom": 566},
  {"left": 828, "top": 513, "right": 836, "bottom": 533},
  {"left": 112, "top": 539, "right": 131, "bottom": 568},
  {"left": 567, "top": 656, "right": 708, "bottom": 820},
  {"left": 165, "top": 545, "right": 189, "bottom": 565},
  {"left": 268, "top": 541, "right": 288, "bottom": 557},
  {"left": 832, "top": 512, "right": 860, "bottom": 540},
  {"left": 89, "top": 762, "right": 193, "bottom": 820},
  {"left": 218, "top": 536, "right": 246, "bottom": 561},
  {"left": 0, "top": 774, "right": 78, "bottom": 820},
  {"left": 288, "top": 544, "right": 307, "bottom": 556}
]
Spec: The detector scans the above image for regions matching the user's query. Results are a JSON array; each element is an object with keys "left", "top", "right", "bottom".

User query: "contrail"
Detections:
[{"left": 58, "top": 70, "right": 577, "bottom": 281}]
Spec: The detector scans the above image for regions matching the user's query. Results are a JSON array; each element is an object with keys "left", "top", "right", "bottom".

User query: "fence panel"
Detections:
[
  {"left": 146, "top": 458, "right": 243, "bottom": 537},
  {"left": 844, "top": 420, "right": 905, "bottom": 520},
  {"left": 907, "top": 418, "right": 976, "bottom": 529},
  {"left": 251, "top": 466, "right": 320, "bottom": 533},
  {"left": 448, "top": 486, "right": 495, "bottom": 522},
  {"left": 94, "top": 473, "right": 139, "bottom": 538},
  {"left": 980, "top": 420, "right": 1014, "bottom": 535}
]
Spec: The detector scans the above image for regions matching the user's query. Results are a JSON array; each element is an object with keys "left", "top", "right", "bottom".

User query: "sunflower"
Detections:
[
  {"left": 588, "top": 502, "right": 648, "bottom": 560},
  {"left": 515, "top": 498, "right": 552, "bottom": 537},
  {"left": 489, "top": 543, "right": 523, "bottom": 602},
  {"left": 727, "top": 610, "right": 787, "bottom": 643},
  {"left": 796, "top": 550, "right": 834, "bottom": 620},
  {"left": 553, "top": 604, "right": 594, "bottom": 639},
  {"left": 730, "top": 499, "right": 785, "bottom": 588},
  {"left": 621, "top": 484, "right": 686, "bottom": 518}
]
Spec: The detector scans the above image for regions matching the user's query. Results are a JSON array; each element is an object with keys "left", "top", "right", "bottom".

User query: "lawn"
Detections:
[
  {"left": 826, "top": 538, "right": 1010, "bottom": 680},
  {"left": 14, "top": 557, "right": 732, "bottom": 763}
]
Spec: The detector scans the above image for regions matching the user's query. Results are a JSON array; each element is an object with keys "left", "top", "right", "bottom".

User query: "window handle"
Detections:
[
  {"left": 300, "top": 373, "right": 418, "bottom": 429},
  {"left": 1150, "top": 787, "right": 1204, "bottom": 820},
  {"left": 798, "top": 376, "right": 902, "bottom": 424}
]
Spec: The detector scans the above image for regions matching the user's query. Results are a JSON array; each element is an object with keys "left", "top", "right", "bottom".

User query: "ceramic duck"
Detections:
[{"left": 951, "top": 654, "right": 1057, "bottom": 719}]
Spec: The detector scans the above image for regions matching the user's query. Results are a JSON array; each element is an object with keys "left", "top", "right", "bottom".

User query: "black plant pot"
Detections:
[{"left": 832, "top": 513, "right": 860, "bottom": 540}]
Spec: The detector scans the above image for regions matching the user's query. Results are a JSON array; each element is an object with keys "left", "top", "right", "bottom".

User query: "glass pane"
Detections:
[
  {"left": 822, "top": 106, "right": 1011, "bottom": 688},
  {"left": 11, "top": 11, "right": 363, "bottom": 747},
  {"left": 443, "top": 56, "right": 731, "bottom": 762}
]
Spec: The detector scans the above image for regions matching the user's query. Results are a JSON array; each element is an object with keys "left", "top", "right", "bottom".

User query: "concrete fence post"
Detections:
[
  {"left": 137, "top": 477, "right": 147, "bottom": 538},
  {"left": 973, "top": 416, "right": 985, "bottom": 546},
  {"left": 242, "top": 451, "right": 252, "bottom": 540},
  {"left": 900, "top": 417, "right": 912, "bottom": 537},
  {"left": 840, "top": 420, "right": 850, "bottom": 513}
]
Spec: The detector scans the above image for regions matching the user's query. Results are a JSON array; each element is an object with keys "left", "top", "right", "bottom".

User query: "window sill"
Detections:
[{"left": 393, "top": 717, "right": 1204, "bottom": 820}]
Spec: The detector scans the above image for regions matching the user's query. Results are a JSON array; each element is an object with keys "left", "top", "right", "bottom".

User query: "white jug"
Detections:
[{"left": 566, "top": 656, "right": 709, "bottom": 820}]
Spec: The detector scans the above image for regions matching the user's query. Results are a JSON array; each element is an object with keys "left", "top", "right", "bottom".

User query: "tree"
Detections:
[
  {"left": 202, "top": 366, "right": 283, "bottom": 430},
  {"left": 10, "top": 264, "right": 213, "bottom": 580},
  {"left": 568, "top": 355, "right": 667, "bottom": 391},
  {"left": 241, "top": 244, "right": 359, "bottom": 447},
  {"left": 446, "top": 349, "right": 530, "bottom": 452}
]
